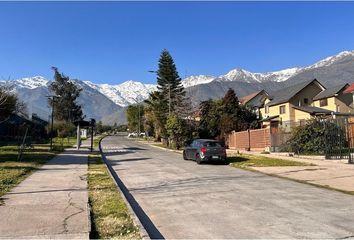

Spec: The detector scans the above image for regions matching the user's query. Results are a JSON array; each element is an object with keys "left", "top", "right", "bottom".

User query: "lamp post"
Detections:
[
  {"left": 46, "top": 95, "right": 60, "bottom": 151},
  {"left": 90, "top": 118, "right": 96, "bottom": 152}
]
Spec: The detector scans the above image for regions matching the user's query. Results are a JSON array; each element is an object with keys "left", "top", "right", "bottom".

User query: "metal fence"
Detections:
[{"left": 323, "top": 117, "right": 354, "bottom": 163}]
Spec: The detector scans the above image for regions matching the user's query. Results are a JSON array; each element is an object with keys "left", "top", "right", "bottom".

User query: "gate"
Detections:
[{"left": 324, "top": 117, "right": 354, "bottom": 163}]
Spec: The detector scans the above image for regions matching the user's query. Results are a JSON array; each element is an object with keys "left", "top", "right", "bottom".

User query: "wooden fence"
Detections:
[{"left": 226, "top": 128, "right": 285, "bottom": 151}]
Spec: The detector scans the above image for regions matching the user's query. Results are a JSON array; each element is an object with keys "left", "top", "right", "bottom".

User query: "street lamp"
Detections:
[{"left": 46, "top": 95, "right": 60, "bottom": 151}]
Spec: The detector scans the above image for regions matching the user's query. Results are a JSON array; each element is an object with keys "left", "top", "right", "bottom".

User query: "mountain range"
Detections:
[{"left": 1, "top": 50, "right": 354, "bottom": 125}]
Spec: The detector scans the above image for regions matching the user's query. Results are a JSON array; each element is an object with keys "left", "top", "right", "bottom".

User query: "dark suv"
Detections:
[{"left": 183, "top": 139, "right": 227, "bottom": 164}]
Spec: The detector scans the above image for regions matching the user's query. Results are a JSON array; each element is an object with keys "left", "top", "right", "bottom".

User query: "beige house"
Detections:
[
  {"left": 312, "top": 83, "right": 353, "bottom": 113},
  {"left": 260, "top": 79, "right": 326, "bottom": 131},
  {"left": 259, "top": 79, "right": 354, "bottom": 132}
]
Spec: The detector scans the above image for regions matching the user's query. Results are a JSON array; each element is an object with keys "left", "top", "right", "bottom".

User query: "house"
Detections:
[
  {"left": 239, "top": 90, "right": 269, "bottom": 118},
  {"left": 258, "top": 79, "right": 354, "bottom": 132},
  {"left": 260, "top": 79, "right": 327, "bottom": 131},
  {"left": 312, "top": 83, "right": 353, "bottom": 113}
]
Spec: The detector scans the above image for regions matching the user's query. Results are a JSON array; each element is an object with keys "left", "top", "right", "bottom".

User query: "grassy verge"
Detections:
[
  {"left": 228, "top": 153, "right": 314, "bottom": 169},
  {"left": 34, "top": 137, "right": 77, "bottom": 150},
  {"left": 88, "top": 154, "right": 140, "bottom": 239},
  {"left": 93, "top": 135, "right": 107, "bottom": 149},
  {"left": 0, "top": 145, "right": 57, "bottom": 197}
]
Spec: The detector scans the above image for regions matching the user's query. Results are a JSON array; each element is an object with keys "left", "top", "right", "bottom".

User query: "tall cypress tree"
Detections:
[
  {"left": 49, "top": 67, "right": 84, "bottom": 122},
  {"left": 156, "top": 49, "right": 189, "bottom": 116}
]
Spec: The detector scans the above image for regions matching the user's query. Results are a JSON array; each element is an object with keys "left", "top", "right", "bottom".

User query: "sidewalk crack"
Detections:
[{"left": 61, "top": 191, "right": 85, "bottom": 234}]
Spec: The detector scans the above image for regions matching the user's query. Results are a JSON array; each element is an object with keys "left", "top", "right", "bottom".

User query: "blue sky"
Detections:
[{"left": 1, "top": 2, "right": 354, "bottom": 85}]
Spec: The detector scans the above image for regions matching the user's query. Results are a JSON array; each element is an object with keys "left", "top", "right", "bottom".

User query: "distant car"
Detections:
[
  {"left": 128, "top": 132, "right": 146, "bottom": 138},
  {"left": 183, "top": 139, "right": 227, "bottom": 164},
  {"left": 127, "top": 132, "right": 138, "bottom": 138}
]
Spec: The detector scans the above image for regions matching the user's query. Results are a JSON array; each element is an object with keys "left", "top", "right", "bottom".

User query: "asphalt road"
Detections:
[{"left": 101, "top": 135, "right": 354, "bottom": 239}]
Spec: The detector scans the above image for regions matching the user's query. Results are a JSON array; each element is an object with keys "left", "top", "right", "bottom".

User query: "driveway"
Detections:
[{"left": 101, "top": 135, "right": 354, "bottom": 239}]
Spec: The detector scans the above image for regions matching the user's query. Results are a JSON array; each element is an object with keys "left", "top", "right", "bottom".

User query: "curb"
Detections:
[{"left": 98, "top": 136, "right": 150, "bottom": 240}]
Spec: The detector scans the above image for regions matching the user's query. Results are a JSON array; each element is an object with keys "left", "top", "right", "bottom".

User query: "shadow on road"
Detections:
[
  {"left": 102, "top": 152, "right": 164, "bottom": 239},
  {"left": 110, "top": 157, "right": 151, "bottom": 165}
]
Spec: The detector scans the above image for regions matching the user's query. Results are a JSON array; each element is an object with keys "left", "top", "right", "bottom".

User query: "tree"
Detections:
[
  {"left": 166, "top": 114, "right": 189, "bottom": 149},
  {"left": 198, "top": 88, "right": 259, "bottom": 141},
  {"left": 144, "top": 91, "right": 167, "bottom": 140},
  {"left": 144, "top": 49, "right": 191, "bottom": 144},
  {"left": 126, "top": 104, "right": 144, "bottom": 132},
  {"left": 49, "top": 67, "right": 83, "bottom": 122},
  {"left": 284, "top": 119, "right": 346, "bottom": 154},
  {"left": 156, "top": 49, "right": 190, "bottom": 117},
  {"left": 0, "top": 85, "right": 26, "bottom": 122},
  {"left": 219, "top": 88, "right": 240, "bottom": 136},
  {"left": 198, "top": 99, "right": 222, "bottom": 139}
]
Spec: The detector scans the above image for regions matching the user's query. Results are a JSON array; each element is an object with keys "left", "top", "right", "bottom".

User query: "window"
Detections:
[
  {"left": 265, "top": 106, "right": 269, "bottom": 114},
  {"left": 304, "top": 98, "right": 309, "bottom": 105},
  {"left": 320, "top": 99, "right": 328, "bottom": 107},
  {"left": 279, "top": 105, "right": 286, "bottom": 114},
  {"left": 204, "top": 142, "right": 222, "bottom": 147}
]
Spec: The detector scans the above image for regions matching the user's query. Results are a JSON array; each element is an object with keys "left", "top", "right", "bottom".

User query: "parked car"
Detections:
[{"left": 183, "top": 139, "right": 227, "bottom": 164}]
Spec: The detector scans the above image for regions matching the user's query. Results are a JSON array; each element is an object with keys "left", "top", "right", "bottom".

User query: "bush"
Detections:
[
  {"left": 284, "top": 119, "right": 347, "bottom": 154},
  {"left": 52, "top": 121, "right": 76, "bottom": 138}
]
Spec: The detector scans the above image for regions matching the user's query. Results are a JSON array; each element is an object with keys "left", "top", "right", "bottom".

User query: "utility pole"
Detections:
[
  {"left": 138, "top": 103, "right": 141, "bottom": 136},
  {"left": 46, "top": 95, "right": 60, "bottom": 151},
  {"left": 90, "top": 118, "right": 96, "bottom": 152},
  {"left": 50, "top": 101, "right": 54, "bottom": 150},
  {"left": 168, "top": 83, "right": 171, "bottom": 115}
]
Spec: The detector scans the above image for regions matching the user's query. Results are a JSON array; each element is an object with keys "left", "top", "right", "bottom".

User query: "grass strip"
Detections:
[
  {"left": 0, "top": 145, "right": 57, "bottom": 197},
  {"left": 93, "top": 135, "right": 107, "bottom": 149},
  {"left": 88, "top": 154, "right": 140, "bottom": 239},
  {"left": 228, "top": 153, "right": 314, "bottom": 169}
]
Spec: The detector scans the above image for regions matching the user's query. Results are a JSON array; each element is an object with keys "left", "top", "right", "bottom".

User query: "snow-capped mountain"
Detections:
[
  {"left": 309, "top": 50, "right": 354, "bottom": 69},
  {"left": 1, "top": 76, "right": 49, "bottom": 89},
  {"left": 213, "top": 50, "right": 354, "bottom": 84},
  {"left": 182, "top": 75, "right": 216, "bottom": 87},
  {"left": 181, "top": 67, "right": 301, "bottom": 85},
  {"left": 2, "top": 50, "right": 354, "bottom": 124},
  {"left": 84, "top": 80, "right": 157, "bottom": 107}
]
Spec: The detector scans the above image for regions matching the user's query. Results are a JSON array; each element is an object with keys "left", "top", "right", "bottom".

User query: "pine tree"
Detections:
[
  {"left": 49, "top": 67, "right": 83, "bottom": 122},
  {"left": 156, "top": 49, "right": 189, "bottom": 116}
]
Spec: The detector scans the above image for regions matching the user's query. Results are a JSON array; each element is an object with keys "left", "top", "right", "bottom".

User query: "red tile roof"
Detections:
[
  {"left": 239, "top": 90, "right": 263, "bottom": 105},
  {"left": 343, "top": 83, "right": 354, "bottom": 94}
]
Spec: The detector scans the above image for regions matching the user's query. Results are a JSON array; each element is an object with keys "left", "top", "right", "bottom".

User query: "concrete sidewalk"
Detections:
[
  {"left": 228, "top": 150, "right": 354, "bottom": 193},
  {"left": 0, "top": 149, "right": 90, "bottom": 239}
]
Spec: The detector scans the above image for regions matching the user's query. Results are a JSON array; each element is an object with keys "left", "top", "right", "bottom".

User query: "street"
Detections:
[{"left": 101, "top": 135, "right": 354, "bottom": 239}]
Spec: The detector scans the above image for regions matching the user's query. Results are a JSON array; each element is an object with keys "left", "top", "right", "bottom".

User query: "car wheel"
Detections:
[
  {"left": 196, "top": 154, "right": 202, "bottom": 164},
  {"left": 183, "top": 151, "right": 188, "bottom": 160}
]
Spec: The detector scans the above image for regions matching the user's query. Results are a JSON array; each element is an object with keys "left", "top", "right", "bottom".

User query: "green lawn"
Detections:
[
  {"left": 0, "top": 137, "right": 78, "bottom": 198},
  {"left": 88, "top": 154, "right": 140, "bottom": 239},
  {"left": 0, "top": 145, "right": 57, "bottom": 197},
  {"left": 228, "top": 154, "right": 314, "bottom": 169}
]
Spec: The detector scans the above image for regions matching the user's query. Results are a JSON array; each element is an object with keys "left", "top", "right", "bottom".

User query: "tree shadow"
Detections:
[
  {"left": 227, "top": 156, "right": 249, "bottom": 164},
  {"left": 110, "top": 157, "right": 151, "bottom": 165}
]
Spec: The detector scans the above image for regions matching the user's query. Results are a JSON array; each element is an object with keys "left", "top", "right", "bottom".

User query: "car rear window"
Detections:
[{"left": 203, "top": 142, "right": 222, "bottom": 147}]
